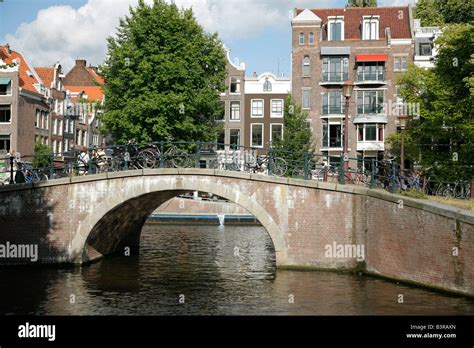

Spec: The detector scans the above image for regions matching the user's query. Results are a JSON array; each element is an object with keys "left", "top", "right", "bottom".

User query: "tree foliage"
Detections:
[
  {"left": 100, "top": 0, "right": 227, "bottom": 144},
  {"left": 347, "top": 0, "right": 377, "bottom": 7},
  {"left": 32, "top": 142, "right": 52, "bottom": 169},
  {"left": 393, "top": 24, "right": 474, "bottom": 181},
  {"left": 414, "top": 0, "right": 474, "bottom": 26},
  {"left": 272, "top": 95, "right": 314, "bottom": 174}
]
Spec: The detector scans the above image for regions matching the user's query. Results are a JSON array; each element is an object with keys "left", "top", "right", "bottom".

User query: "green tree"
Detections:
[
  {"left": 394, "top": 24, "right": 474, "bottom": 181},
  {"left": 272, "top": 95, "right": 314, "bottom": 176},
  {"left": 348, "top": 0, "right": 377, "bottom": 7},
  {"left": 414, "top": 0, "right": 474, "bottom": 26},
  {"left": 100, "top": 0, "right": 227, "bottom": 144},
  {"left": 32, "top": 142, "right": 52, "bottom": 169}
]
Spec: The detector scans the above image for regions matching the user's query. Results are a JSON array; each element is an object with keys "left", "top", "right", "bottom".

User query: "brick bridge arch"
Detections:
[{"left": 70, "top": 170, "right": 289, "bottom": 265}]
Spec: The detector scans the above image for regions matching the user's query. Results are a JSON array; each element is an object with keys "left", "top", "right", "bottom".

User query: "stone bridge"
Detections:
[{"left": 0, "top": 168, "right": 473, "bottom": 297}]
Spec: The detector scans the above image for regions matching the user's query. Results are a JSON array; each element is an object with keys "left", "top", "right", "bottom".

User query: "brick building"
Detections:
[
  {"left": 244, "top": 72, "right": 291, "bottom": 151},
  {"left": 64, "top": 59, "right": 105, "bottom": 153},
  {"left": 219, "top": 47, "right": 246, "bottom": 148},
  {"left": 291, "top": 6, "right": 414, "bottom": 168},
  {"left": 0, "top": 45, "right": 51, "bottom": 159}
]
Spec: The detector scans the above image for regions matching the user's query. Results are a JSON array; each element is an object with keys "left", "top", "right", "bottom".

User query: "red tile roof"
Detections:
[
  {"left": 296, "top": 6, "right": 412, "bottom": 40},
  {"left": 0, "top": 45, "right": 41, "bottom": 94},
  {"left": 35, "top": 67, "right": 55, "bottom": 88},
  {"left": 87, "top": 67, "right": 105, "bottom": 85},
  {"left": 65, "top": 86, "right": 104, "bottom": 101}
]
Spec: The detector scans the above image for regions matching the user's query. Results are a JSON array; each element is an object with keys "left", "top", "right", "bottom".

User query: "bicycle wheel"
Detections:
[
  {"left": 136, "top": 150, "right": 157, "bottom": 169},
  {"left": 270, "top": 157, "right": 287, "bottom": 177},
  {"left": 171, "top": 149, "right": 191, "bottom": 168},
  {"left": 442, "top": 187, "right": 456, "bottom": 199}
]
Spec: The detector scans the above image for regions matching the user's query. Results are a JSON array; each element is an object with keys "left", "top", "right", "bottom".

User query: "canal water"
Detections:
[{"left": 0, "top": 224, "right": 473, "bottom": 315}]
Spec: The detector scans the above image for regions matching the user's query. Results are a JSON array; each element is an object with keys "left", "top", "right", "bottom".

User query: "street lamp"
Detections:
[
  {"left": 342, "top": 81, "right": 354, "bottom": 173},
  {"left": 398, "top": 114, "right": 408, "bottom": 176}
]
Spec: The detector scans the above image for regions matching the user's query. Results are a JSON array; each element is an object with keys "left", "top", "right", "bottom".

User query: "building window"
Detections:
[
  {"left": 322, "top": 57, "right": 349, "bottom": 82},
  {"left": 419, "top": 43, "right": 432, "bottom": 56},
  {"left": 230, "top": 77, "right": 241, "bottom": 94},
  {"left": 303, "top": 56, "right": 310, "bottom": 77},
  {"left": 328, "top": 17, "right": 344, "bottom": 41},
  {"left": 35, "top": 110, "right": 40, "bottom": 128},
  {"left": 251, "top": 124, "right": 263, "bottom": 148},
  {"left": 322, "top": 91, "right": 344, "bottom": 115},
  {"left": 263, "top": 78, "right": 272, "bottom": 92},
  {"left": 0, "top": 106, "right": 11, "bottom": 123},
  {"left": 394, "top": 56, "right": 408, "bottom": 71},
  {"left": 271, "top": 99, "right": 284, "bottom": 117},
  {"left": 299, "top": 32, "right": 304, "bottom": 45},
  {"left": 357, "top": 124, "right": 384, "bottom": 141},
  {"left": 322, "top": 123, "right": 343, "bottom": 148},
  {"left": 362, "top": 17, "right": 379, "bottom": 40},
  {"left": 0, "top": 135, "right": 10, "bottom": 151},
  {"left": 309, "top": 32, "right": 314, "bottom": 45},
  {"left": 356, "top": 62, "right": 385, "bottom": 81},
  {"left": 230, "top": 101, "right": 240, "bottom": 121},
  {"left": 302, "top": 89, "right": 310, "bottom": 109},
  {"left": 53, "top": 119, "right": 58, "bottom": 135},
  {"left": 0, "top": 80, "right": 11, "bottom": 96},
  {"left": 270, "top": 124, "right": 283, "bottom": 143},
  {"left": 357, "top": 90, "right": 384, "bottom": 114},
  {"left": 92, "top": 134, "right": 99, "bottom": 146},
  {"left": 58, "top": 120, "right": 63, "bottom": 136},
  {"left": 229, "top": 129, "right": 240, "bottom": 147},
  {"left": 251, "top": 99, "right": 264, "bottom": 117}
]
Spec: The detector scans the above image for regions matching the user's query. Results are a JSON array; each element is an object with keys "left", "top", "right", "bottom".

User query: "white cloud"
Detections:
[{"left": 4, "top": 0, "right": 412, "bottom": 71}]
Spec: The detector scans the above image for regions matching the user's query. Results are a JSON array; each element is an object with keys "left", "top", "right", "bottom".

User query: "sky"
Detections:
[{"left": 0, "top": 0, "right": 414, "bottom": 77}]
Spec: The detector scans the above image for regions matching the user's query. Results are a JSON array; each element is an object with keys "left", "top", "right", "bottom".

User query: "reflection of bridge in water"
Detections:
[{"left": 0, "top": 167, "right": 473, "bottom": 297}]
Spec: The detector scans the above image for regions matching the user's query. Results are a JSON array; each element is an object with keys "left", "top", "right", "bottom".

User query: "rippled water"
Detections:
[{"left": 0, "top": 224, "right": 473, "bottom": 315}]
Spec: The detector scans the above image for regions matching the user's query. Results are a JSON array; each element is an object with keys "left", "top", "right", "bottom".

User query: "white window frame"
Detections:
[
  {"left": 251, "top": 99, "right": 264, "bottom": 118},
  {"left": 309, "top": 32, "right": 315, "bottom": 45},
  {"left": 394, "top": 55, "right": 408, "bottom": 71},
  {"left": 230, "top": 77, "right": 241, "bottom": 94},
  {"left": 250, "top": 123, "right": 264, "bottom": 148},
  {"left": 303, "top": 56, "right": 310, "bottom": 77},
  {"left": 270, "top": 123, "right": 284, "bottom": 143},
  {"left": 362, "top": 16, "right": 379, "bottom": 40},
  {"left": 0, "top": 105, "right": 12, "bottom": 124},
  {"left": 229, "top": 101, "right": 241, "bottom": 121},
  {"left": 229, "top": 128, "right": 241, "bottom": 147},
  {"left": 328, "top": 16, "right": 345, "bottom": 41},
  {"left": 302, "top": 88, "right": 311, "bottom": 110},
  {"left": 357, "top": 123, "right": 384, "bottom": 142},
  {"left": 299, "top": 32, "right": 304, "bottom": 45},
  {"left": 270, "top": 99, "right": 284, "bottom": 118}
]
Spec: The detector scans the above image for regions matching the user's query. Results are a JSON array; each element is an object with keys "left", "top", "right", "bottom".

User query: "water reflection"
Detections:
[{"left": 0, "top": 224, "right": 472, "bottom": 315}]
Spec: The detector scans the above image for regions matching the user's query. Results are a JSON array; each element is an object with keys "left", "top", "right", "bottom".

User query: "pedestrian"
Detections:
[{"left": 77, "top": 146, "right": 90, "bottom": 175}]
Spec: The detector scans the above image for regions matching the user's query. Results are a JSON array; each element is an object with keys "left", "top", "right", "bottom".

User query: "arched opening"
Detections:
[{"left": 73, "top": 177, "right": 287, "bottom": 266}]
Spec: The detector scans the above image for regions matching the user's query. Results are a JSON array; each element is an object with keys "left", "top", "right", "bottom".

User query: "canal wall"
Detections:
[{"left": 0, "top": 169, "right": 472, "bottom": 297}]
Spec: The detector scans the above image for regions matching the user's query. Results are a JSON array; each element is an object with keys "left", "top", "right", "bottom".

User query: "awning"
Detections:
[
  {"left": 0, "top": 78, "right": 12, "bottom": 85},
  {"left": 355, "top": 54, "right": 387, "bottom": 62}
]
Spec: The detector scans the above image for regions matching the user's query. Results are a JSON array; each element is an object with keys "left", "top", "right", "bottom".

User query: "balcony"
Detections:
[
  {"left": 357, "top": 103, "right": 384, "bottom": 115},
  {"left": 355, "top": 71, "right": 385, "bottom": 84},
  {"left": 321, "top": 105, "right": 345, "bottom": 115},
  {"left": 320, "top": 72, "right": 348, "bottom": 85},
  {"left": 322, "top": 137, "right": 343, "bottom": 150},
  {"left": 357, "top": 141, "right": 385, "bottom": 152}
]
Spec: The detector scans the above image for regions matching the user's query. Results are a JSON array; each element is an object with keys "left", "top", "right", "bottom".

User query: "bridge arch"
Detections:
[{"left": 70, "top": 173, "right": 288, "bottom": 266}]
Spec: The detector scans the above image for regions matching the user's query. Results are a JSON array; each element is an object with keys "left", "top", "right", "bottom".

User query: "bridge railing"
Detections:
[{"left": 3, "top": 140, "right": 464, "bottom": 198}]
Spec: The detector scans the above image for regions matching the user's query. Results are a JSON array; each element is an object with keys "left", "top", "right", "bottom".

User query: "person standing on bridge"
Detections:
[{"left": 77, "top": 146, "right": 90, "bottom": 176}]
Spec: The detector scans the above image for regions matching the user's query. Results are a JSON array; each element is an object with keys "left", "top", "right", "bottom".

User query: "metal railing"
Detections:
[
  {"left": 1, "top": 140, "right": 471, "bottom": 199},
  {"left": 356, "top": 71, "right": 385, "bottom": 82},
  {"left": 321, "top": 105, "right": 345, "bottom": 115},
  {"left": 322, "top": 72, "right": 348, "bottom": 82}
]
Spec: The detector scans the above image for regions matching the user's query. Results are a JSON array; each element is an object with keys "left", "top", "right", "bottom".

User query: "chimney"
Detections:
[
  {"left": 76, "top": 59, "right": 87, "bottom": 68},
  {"left": 5, "top": 43, "right": 11, "bottom": 54}
]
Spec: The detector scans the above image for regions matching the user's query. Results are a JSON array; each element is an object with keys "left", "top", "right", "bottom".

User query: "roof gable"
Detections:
[{"left": 0, "top": 46, "right": 42, "bottom": 94}]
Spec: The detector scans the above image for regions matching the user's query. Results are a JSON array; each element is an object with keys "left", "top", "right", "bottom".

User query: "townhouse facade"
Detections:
[
  {"left": 413, "top": 19, "right": 442, "bottom": 69},
  {"left": 244, "top": 72, "right": 291, "bottom": 151},
  {"left": 0, "top": 45, "right": 52, "bottom": 160},
  {"left": 64, "top": 59, "right": 105, "bottom": 155},
  {"left": 291, "top": 6, "right": 414, "bottom": 169}
]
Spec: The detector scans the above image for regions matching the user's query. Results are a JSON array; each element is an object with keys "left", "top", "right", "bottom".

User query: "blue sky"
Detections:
[{"left": 0, "top": 0, "right": 410, "bottom": 75}]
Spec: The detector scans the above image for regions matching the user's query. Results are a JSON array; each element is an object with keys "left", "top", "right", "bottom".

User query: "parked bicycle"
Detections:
[{"left": 244, "top": 152, "right": 288, "bottom": 177}]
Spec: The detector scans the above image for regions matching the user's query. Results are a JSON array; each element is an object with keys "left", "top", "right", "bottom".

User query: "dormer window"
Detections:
[
  {"left": 299, "top": 32, "right": 305, "bottom": 45},
  {"left": 362, "top": 16, "right": 379, "bottom": 40},
  {"left": 328, "top": 17, "right": 344, "bottom": 41},
  {"left": 263, "top": 78, "right": 272, "bottom": 92}
]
